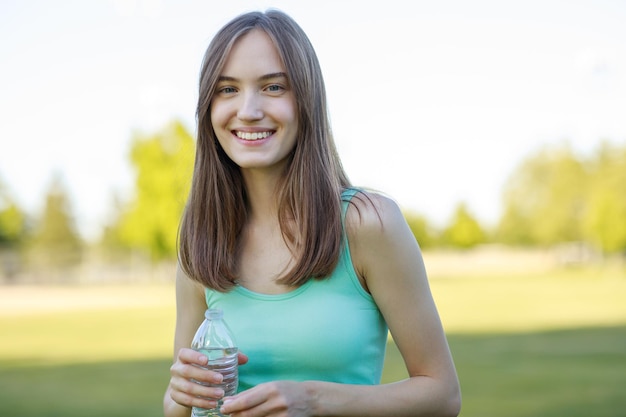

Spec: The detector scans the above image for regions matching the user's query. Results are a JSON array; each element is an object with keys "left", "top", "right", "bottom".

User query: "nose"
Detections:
[{"left": 237, "top": 92, "right": 263, "bottom": 121}]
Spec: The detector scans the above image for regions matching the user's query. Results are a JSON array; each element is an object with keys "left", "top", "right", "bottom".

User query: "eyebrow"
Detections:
[{"left": 217, "top": 72, "right": 288, "bottom": 82}]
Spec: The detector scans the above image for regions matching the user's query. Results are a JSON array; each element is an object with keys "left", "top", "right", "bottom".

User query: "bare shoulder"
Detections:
[
  {"left": 345, "top": 190, "right": 418, "bottom": 283},
  {"left": 345, "top": 190, "right": 408, "bottom": 239}
]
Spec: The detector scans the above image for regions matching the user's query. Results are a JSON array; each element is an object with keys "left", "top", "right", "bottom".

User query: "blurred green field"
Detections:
[{"left": 1, "top": 265, "right": 625, "bottom": 416}]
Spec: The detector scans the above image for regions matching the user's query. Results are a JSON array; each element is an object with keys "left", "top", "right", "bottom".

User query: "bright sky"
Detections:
[{"left": 1, "top": 0, "right": 625, "bottom": 239}]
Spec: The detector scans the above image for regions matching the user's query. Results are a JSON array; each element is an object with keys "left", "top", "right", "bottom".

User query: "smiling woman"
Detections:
[
  {"left": 210, "top": 31, "right": 298, "bottom": 172},
  {"left": 165, "top": 9, "right": 461, "bottom": 417}
]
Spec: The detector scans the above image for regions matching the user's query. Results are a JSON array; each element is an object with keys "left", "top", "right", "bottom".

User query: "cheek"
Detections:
[
  {"left": 210, "top": 97, "right": 235, "bottom": 127},
  {"left": 209, "top": 103, "right": 222, "bottom": 128},
  {"left": 209, "top": 107, "right": 231, "bottom": 151},
  {"left": 276, "top": 100, "right": 298, "bottom": 130}
]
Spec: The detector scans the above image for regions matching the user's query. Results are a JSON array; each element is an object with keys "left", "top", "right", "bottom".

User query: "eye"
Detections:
[
  {"left": 217, "top": 86, "right": 237, "bottom": 95},
  {"left": 265, "top": 84, "right": 285, "bottom": 94}
]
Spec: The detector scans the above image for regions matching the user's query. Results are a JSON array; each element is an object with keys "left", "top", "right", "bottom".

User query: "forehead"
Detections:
[{"left": 221, "top": 29, "right": 286, "bottom": 76}]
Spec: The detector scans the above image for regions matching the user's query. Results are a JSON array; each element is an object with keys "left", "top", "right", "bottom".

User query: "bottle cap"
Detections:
[{"left": 205, "top": 308, "right": 224, "bottom": 319}]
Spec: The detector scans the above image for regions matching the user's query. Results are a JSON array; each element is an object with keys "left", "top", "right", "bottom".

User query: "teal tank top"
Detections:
[{"left": 204, "top": 188, "right": 388, "bottom": 392}]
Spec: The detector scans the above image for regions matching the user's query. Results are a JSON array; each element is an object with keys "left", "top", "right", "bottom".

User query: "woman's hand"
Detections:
[
  {"left": 168, "top": 348, "right": 249, "bottom": 410},
  {"left": 220, "top": 381, "right": 315, "bottom": 417},
  {"left": 168, "top": 347, "right": 225, "bottom": 410}
]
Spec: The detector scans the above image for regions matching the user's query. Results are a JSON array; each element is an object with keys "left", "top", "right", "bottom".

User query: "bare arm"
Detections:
[{"left": 163, "top": 265, "right": 225, "bottom": 417}]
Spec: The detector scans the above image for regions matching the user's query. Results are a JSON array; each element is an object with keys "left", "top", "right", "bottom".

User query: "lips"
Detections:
[{"left": 234, "top": 130, "right": 274, "bottom": 141}]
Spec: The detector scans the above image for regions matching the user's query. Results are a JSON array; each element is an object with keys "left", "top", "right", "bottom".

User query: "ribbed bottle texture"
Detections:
[{"left": 190, "top": 309, "right": 238, "bottom": 417}]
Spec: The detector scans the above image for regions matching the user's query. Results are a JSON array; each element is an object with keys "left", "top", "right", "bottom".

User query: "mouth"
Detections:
[{"left": 234, "top": 130, "right": 274, "bottom": 141}]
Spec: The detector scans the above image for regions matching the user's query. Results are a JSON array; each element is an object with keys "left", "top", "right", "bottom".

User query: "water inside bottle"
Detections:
[{"left": 191, "top": 347, "right": 238, "bottom": 417}]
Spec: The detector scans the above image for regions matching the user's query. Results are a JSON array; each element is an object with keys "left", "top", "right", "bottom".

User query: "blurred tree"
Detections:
[
  {"left": 99, "top": 191, "right": 129, "bottom": 260},
  {"left": 0, "top": 178, "right": 28, "bottom": 248},
  {"left": 583, "top": 142, "right": 626, "bottom": 253},
  {"left": 403, "top": 210, "right": 436, "bottom": 249},
  {"left": 496, "top": 144, "right": 587, "bottom": 246},
  {"left": 494, "top": 205, "right": 533, "bottom": 245},
  {"left": 29, "top": 175, "right": 83, "bottom": 269},
  {"left": 442, "top": 202, "right": 486, "bottom": 249},
  {"left": 0, "top": 179, "right": 28, "bottom": 282},
  {"left": 105, "top": 121, "right": 195, "bottom": 260}
]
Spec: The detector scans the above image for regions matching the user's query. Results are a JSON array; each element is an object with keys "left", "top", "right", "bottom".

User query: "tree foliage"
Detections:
[
  {"left": 0, "top": 178, "right": 27, "bottom": 248},
  {"left": 442, "top": 203, "right": 486, "bottom": 249},
  {"left": 582, "top": 142, "right": 626, "bottom": 253},
  {"left": 104, "top": 121, "right": 195, "bottom": 260},
  {"left": 497, "top": 145, "right": 588, "bottom": 246},
  {"left": 29, "top": 175, "right": 83, "bottom": 268},
  {"left": 496, "top": 141, "right": 626, "bottom": 253},
  {"left": 403, "top": 210, "right": 436, "bottom": 249}
]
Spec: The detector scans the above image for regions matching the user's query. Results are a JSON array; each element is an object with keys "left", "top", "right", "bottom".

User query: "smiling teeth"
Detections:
[{"left": 236, "top": 131, "right": 272, "bottom": 141}]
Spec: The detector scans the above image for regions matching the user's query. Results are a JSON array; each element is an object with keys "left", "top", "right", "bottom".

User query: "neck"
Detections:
[{"left": 241, "top": 168, "right": 282, "bottom": 223}]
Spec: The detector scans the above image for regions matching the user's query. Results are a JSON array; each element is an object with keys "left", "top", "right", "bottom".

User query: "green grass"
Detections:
[
  {"left": 447, "top": 326, "right": 626, "bottom": 417},
  {"left": 1, "top": 268, "right": 625, "bottom": 417},
  {"left": 0, "top": 358, "right": 171, "bottom": 417}
]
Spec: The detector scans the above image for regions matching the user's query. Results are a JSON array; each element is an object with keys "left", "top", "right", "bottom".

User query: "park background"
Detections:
[{"left": 1, "top": 0, "right": 625, "bottom": 416}]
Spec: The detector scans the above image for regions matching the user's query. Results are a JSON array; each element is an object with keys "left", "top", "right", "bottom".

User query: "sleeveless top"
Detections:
[{"left": 204, "top": 188, "right": 388, "bottom": 392}]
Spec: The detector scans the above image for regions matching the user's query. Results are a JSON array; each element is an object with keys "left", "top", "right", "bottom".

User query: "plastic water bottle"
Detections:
[{"left": 190, "top": 308, "right": 238, "bottom": 417}]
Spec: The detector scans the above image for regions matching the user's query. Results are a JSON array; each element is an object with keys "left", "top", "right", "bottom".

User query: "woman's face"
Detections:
[{"left": 210, "top": 29, "right": 298, "bottom": 174}]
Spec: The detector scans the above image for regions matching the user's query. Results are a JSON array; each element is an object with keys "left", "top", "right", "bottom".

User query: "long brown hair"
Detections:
[{"left": 178, "top": 10, "right": 351, "bottom": 291}]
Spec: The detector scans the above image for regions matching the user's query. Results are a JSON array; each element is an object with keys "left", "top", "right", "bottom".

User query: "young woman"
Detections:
[{"left": 164, "top": 9, "right": 460, "bottom": 417}]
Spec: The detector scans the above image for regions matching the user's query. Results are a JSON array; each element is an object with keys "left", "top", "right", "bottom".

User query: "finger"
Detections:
[
  {"left": 220, "top": 390, "right": 266, "bottom": 415},
  {"left": 177, "top": 347, "right": 209, "bottom": 366},
  {"left": 170, "top": 386, "right": 220, "bottom": 410},
  {"left": 172, "top": 376, "right": 225, "bottom": 399},
  {"left": 171, "top": 361, "right": 223, "bottom": 385},
  {"left": 237, "top": 352, "right": 249, "bottom": 365}
]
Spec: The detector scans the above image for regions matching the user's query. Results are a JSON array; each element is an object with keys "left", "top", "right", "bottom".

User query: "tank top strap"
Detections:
[{"left": 340, "top": 187, "right": 361, "bottom": 220}]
